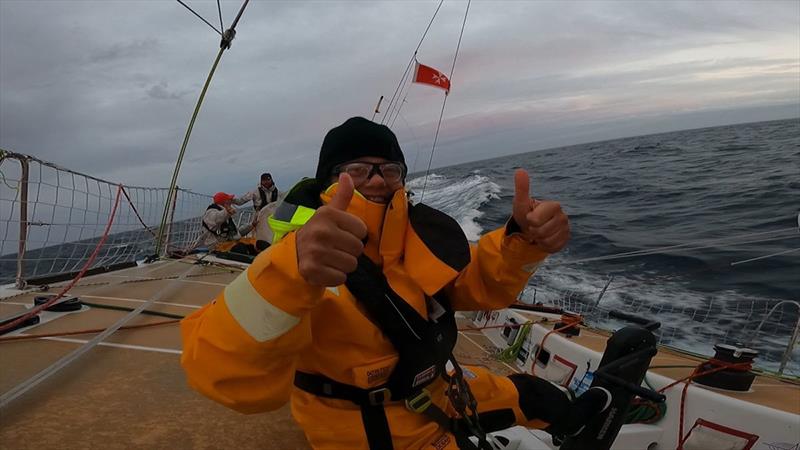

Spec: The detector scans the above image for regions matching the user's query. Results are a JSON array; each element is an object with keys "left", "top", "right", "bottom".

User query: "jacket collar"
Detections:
[{"left": 320, "top": 184, "right": 408, "bottom": 266}]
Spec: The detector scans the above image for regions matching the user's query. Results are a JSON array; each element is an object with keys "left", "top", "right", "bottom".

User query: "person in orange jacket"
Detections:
[{"left": 181, "top": 117, "right": 611, "bottom": 449}]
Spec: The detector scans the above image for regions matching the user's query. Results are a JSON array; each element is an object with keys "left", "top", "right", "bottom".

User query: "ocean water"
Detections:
[
  {"left": 408, "top": 117, "right": 799, "bottom": 372},
  {"left": 2, "top": 118, "right": 798, "bottom": 371}
]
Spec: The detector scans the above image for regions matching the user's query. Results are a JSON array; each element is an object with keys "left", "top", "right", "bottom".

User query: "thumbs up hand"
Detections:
[
  {"left": 511, "top": 168, "right": 570, "bottom": 254},
  {"left": 296, "top": 173, "right": 368, "bottom": 286}
]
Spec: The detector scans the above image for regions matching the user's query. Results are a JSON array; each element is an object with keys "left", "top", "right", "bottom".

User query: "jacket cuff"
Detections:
[
  {"left": 499, "top": 220, "right": 550, "bottom": 271},
  {"left": 504, "top": 216, "right": 523, "bottom": 236},
  {"left": 247, "top": 232, "right": 325, "bottom": 317}
]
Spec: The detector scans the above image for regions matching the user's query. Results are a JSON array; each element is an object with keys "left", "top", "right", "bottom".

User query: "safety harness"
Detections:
[
  {"left": 202, "top": 204, "right": 238, "bottom": 237},
  {"left": 294, "top": 255, "right": 492, "bottom": 450},
  {"left": 256, "top": 186, "right": 278, "bottom": 211},
  {"left": 273, "top": 179, "right": 493, "bottom": 449}
]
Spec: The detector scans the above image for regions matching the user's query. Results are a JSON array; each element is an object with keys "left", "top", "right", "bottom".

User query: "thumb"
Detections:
[
  {"left": 328, "top": 172, "right": 355, "bottom": 211},
  {"left": 513, "top": 168, "right": 532, "bottom": 215}
]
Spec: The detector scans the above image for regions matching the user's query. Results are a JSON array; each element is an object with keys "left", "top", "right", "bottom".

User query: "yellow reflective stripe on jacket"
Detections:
[{"left": 224, "top": 270, "right": 300, "bottom": 342}]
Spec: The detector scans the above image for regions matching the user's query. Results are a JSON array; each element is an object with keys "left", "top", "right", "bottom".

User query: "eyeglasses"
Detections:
[{"left": 333, "top": 161, "right": 405, "bottom": 185}]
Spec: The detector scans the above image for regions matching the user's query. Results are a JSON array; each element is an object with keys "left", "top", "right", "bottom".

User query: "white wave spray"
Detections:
[{"left": 407, "top": 173, "right": 501, "bottom": 241}]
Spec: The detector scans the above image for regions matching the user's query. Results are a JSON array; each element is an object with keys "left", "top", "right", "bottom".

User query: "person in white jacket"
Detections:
[
  {"left": 235, "top": 173, "right": 279, "bottom": 211},
  {"left": 193, "top": 192, "right": 263, "bottom": 254}
]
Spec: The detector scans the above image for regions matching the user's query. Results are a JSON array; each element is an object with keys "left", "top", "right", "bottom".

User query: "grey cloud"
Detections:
[
  {"left": 88, "top": 38, "right": 159, "bottom": 64},
  {"left": 1, "top": 1, "right": 798, "bottom": 198},
  {"left": 145, "top": 81, "right": 189, "bottom": 100}
]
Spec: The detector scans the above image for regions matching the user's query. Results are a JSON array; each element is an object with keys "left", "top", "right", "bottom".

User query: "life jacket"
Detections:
[
  {"left": 203, "top": 203, "right": 238, "bottom": 237},
  {"left": 257, "top": 186, "right": 278, "bottom": 211},
  {"left": 270, "top": 179, "right": 492, "bottom": 450}
]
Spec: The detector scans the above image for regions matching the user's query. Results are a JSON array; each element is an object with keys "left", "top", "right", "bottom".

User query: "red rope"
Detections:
[
  {"left": 707, "top": 358, "right": 753, "bottom": 372},
  {"left": 658, "top": 361, "right": 753, "bottom": 449},
  {"left": 656, "top": 361, "right": 751, "bottom": 393},
  {"left": 530, "top": 314, "right": 582, "bottom": 376},
  {"left": 0, "top": 185, "right": 123, "bottom": 335}
]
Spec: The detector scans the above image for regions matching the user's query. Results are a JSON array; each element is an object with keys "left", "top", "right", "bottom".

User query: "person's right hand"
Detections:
[{"left": 296, "top": 173, "right": 367, "bottom": 286}]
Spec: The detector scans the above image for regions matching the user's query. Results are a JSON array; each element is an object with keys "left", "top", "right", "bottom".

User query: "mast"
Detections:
[{"left": 155, "top": 0, "right": 251, "bottom": 257}]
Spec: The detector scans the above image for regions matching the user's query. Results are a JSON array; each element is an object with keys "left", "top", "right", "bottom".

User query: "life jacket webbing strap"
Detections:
[
  {"left": 294, "top": 371, "right": 394, "bottom": 450},
  {"left": 446, "top": 357, "right": 492, "bottom": 449},
  {"left": 419, "top": 405, "right": 481, "bottom": 450},
  {"left": 360, "top": 403, "right": 394, "bottom": 450},
  {"left": 201, "top": 220, "right": 216, "bottom": 235},
  {"left": 203, "top": 203, "right": 238, "bottom": 237},
  {"left": 257, "top": 187, "right": 267, "bottom": 211},
  {"left": 293, "top": 371, "right": 493, "bottom": 450},
  {"left": 294, "top": 371, "right": 391, "bottom": 405},
  {"left": 203, "top": 203, "right": 223, "bottom": 236}
]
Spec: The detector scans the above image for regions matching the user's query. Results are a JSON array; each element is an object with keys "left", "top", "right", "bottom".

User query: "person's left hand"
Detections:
[{"left": 511, "top": 168, "right": 570, "bottom": 253}]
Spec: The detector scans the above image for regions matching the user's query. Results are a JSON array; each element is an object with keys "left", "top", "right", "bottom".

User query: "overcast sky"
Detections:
[{"left": 1, "top": 0, "right": 798, "bottom": 196}]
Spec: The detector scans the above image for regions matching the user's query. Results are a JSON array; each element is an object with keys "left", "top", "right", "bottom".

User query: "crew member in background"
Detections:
[
  {"left": 235, "top": 173, "right": 279, "bottom": 211},
  {"left": 194, "top": 192, "right": 265, "bottom": 256}
]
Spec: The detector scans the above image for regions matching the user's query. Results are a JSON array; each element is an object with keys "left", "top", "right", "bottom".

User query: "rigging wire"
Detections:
[
  {"left": 419, "top": 0, "right": 470, "bottom": 202},
  {"left": 600, "top": 240, "right": 790, "bottom": 293},
  {"left": 121, "top": 186, "right": 156, "bottom": 237},
  {"left": 216, "top": 0, "right": 224, "bottom": 33},
  {"left": 389, "top": 96, "right": 408, "bottom": 128},
  {"left": 176, "top": 0, "right": 222, "bottom": 36},
  {"left": 0, "top": 260, "right": 198, "bottom": 409},
  {"left": 383, "top": 76, "right": 411, "bottom": 127},
  {"left": 386, "top": 57, "right": 422, "bottom": 126},
  {"left": 0, "top": 319, "right": 180, "bottom": 343},
  {"left": 396, "top": 110, "right": 423, "bottom": 174},
  {"left": 731, "top": 246, "right": 800, "bottom": 266},
  {"left": 524, "top": 225, "right": 798, "bottom": 297},
  {"left": 548, "top": 227, "right": 797, "bottom": 267},
  {"left": 381, "top": 0, "right": 445, "bottom": 125},
  {"left": 228, "top": 0, "right": 250, "bottom": 29}
]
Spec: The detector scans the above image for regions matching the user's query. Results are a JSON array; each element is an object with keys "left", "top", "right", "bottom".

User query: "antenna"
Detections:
[{"left": 371, "top": 95, "right": 384, "bottom": 121}]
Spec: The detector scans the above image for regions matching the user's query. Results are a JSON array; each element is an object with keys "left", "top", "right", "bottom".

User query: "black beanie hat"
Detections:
[{"left": 315, "top": 117, "right": 406, "bottom": 185}]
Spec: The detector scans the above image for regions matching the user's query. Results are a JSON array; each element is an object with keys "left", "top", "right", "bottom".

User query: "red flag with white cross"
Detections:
[{"left": 413, "top": 62, "right": 451, "bottom": 93}]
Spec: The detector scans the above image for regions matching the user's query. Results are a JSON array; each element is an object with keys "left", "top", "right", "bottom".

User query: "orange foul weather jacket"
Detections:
[{"left": 181, "top": 183, "right": 551, "bottom": 449}]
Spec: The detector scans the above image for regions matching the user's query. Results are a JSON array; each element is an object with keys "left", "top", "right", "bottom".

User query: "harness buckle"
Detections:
[
  {"left": 405, "top": 389, "right": 432, "bottom": 413},
  {"left": 447, "top": 374, "right": 479, "bottom": 415},
  {"left": 368, "top": 388, "right": 391, "bottom": 406}
]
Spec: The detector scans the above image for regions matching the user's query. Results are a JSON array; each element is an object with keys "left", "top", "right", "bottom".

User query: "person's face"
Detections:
[
  {"left": 331, "top": 156, "right": 405, "bottom": 204},
  {"left": 260, "top": 176, "right": 273, "bottom": 189}
]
